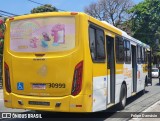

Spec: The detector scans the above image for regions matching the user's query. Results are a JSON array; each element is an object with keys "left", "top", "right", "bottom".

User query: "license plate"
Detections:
[
  {"left": 32, "top": 84, "right": 46, "bottom": 90},
  {"left": 29, "top": 101, "right": 50, "bottom": 106}
]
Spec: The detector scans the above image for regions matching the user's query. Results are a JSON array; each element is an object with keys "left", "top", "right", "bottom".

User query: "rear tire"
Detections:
[
  {"left": 118, "top": 84, "right": 127, "bottom": 110},
  {"left": 141, "top": 84, "right": 146, "bottom": 95},
  {"left": 145, "top": 77, "right": 148, "bottom": 86},
  {"left": 141, "top": 77, "right": 147, "bottom": 95}
]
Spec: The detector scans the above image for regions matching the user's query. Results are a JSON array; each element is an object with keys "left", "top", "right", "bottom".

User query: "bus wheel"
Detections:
[
  {"left": 118, "top": 84, "right": 127, "bottom": 110},
  {"left": 145, "top": 77, "right": 148, "bottom": 86}
]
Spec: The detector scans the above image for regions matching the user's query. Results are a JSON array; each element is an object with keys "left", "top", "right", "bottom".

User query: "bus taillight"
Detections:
[
  {"left": 71, "top": 61, "right": 83, "bottom": 96},
  {"left": 4, "top": 62, "right": 11, "bottom": 93}
]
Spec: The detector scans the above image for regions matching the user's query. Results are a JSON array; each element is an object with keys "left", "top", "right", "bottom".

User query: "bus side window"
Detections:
[
  {"left": 96, "top": 29, "right": 105, "bottom": 60},
  {"left": 116, "top": 36, "right": 124, "bottom": 64},
  {"left": 124, "top": 39, "right": 131, "bottom": 64},
  {"left": 141, "top": 47, "right": 144, "bottom": 63},
  {"left": 107, "top": 40, "right": 111, "bottom": 69},
  {"left": 89, "top": 26, "right": 105, "bottom": 62},
  {"left": 144, "top": 48, "right": 147, "bottom": 64},
  {"left": 89, "top": 27, "right": 96, "bottom": 60},
  {"left": 137, "top": 45, "right": 141, "bottom": 64},
  {"left": 140, "top": 46, "right": 143, "bottom": 63}
]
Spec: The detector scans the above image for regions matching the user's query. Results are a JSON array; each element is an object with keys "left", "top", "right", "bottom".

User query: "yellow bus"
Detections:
[{"left": 3, "top": 12, "right": 151, "bottom": 112}]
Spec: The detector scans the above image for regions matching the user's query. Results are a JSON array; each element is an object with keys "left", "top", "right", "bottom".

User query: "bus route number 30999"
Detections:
[{"left": 46, "top": 83, "right": 66, "bottom": 88}]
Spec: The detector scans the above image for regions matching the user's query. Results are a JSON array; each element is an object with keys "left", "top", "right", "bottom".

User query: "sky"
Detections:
[{"left": 0, "top": 0, "right": 143, "bottom": 16}]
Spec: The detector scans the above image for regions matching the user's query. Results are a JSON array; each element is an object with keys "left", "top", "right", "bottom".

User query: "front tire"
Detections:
[{"left": 118, "top": 84, "right": 127, "bottom": 110}]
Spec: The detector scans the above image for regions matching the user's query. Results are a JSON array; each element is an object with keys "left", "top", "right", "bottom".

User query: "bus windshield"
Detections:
[
  {"left": 152, "top": 68, "right": 159, "bottom": 72},
  {"left": 10, "top": 17, "right": 75, "bottom": 52}
]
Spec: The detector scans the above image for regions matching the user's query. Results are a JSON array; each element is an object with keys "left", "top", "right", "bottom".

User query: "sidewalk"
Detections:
[{"left": 130, "top": 100, "right": 160, "bottom": 121}]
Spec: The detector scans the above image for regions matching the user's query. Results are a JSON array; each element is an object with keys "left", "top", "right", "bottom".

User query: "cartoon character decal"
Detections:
[
  {"left": 10, "top": 18, "right": 75, "bottom": 52},
  {"left": 30, "top": 37, "right": 38, "bottom": 48},
  {"left": 41, "top": 32, "right": 51, "bottom": 48},
  {"left": 51, "top": 24, "right": 65, "bottom": 46},
  {"left": 42, "top": 32, "right": 50, "bottom": 41}
]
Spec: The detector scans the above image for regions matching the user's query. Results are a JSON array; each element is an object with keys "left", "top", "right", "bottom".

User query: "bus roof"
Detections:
[{"left": 101, "top": 21, "right": 150, "bottom": 49}]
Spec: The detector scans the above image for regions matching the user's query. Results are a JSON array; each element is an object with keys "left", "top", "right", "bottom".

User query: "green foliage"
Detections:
[
  {"left": 128, "top": 0, "right": 160, "bottom": 51},
  {"left": 0, "top": 38, "right": 3, "bottom": 55},
  {"left": 0, "top": 17, "right": 7, "bottom": 55},
  {"left": 31, "top": 4, "right": 58, "bottom": 13},
  {"left": 0, "top": 23, "right": 5, "bottom": 36}
]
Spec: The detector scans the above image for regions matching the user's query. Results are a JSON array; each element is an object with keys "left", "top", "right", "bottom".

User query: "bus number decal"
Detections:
[{"left": 47, "top": 83, "right": 66, "bottom": 88}]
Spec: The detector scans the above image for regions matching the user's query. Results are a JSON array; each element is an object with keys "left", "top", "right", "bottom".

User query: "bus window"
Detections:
[
  {"left": 144, "top": 48, "right": 147, "bottom": 63},
  {"left": 140, "top": 46, "right": 143, "bottom": 63},
  {"left": 141, "top": 47, "right": 144, "bottom": 63},
  {"left": 116, "top": 36, "right": 124, "bottom": 63},
  {"left": 89, "top": 27, "right": 96, "bottom": 60},
  {"left": 124, "top": 39, "right": 131, "bottom": 64},
  {"left": 137, "top": 45, "right": 141, "bottom": 64},
  {"left": 96, "top": 29, "right": 105, "bottom": 60},
  {"left": 89, "top": 26, "right": 105, "bottom": 62},
  {"left": 10, "top": 17, "right": 76, "bottom": 52}
]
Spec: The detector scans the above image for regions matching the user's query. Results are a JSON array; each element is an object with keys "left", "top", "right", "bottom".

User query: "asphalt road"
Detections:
[
  {"left": 105, "top": 78, "right": 160, "bottom": 121},
  {"left": 0, "top": 78, "right": 160, "bottom": 121}
]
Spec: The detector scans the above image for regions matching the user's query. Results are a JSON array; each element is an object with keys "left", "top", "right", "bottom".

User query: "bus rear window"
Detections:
[{"left": 10, "top": 17, "right": 75, "bottom": 52}]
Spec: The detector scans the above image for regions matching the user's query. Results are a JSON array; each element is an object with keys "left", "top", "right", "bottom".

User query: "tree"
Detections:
[
  {"left": 0, "top": 19, "right": 5, "bottom": 38},
  {"left": 0, "top": 18, "right": 5, "bottom": 66},
  {"left": 128, "top": 0, "right": 160, "bottom": 50},
  {"left": 31, "top": 4, "right": 58, "bottom": 13},
  {"left": 84, "top": 0, "right": 134, "bottom": 27}
]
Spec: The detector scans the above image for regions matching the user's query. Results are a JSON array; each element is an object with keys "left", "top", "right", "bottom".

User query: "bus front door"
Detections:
[
  {"left": 147, "top": 50, "right": 152, "bottom": 85},
  {"left": 131, "top": 45, "right": 137, "bottom": 92}
]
